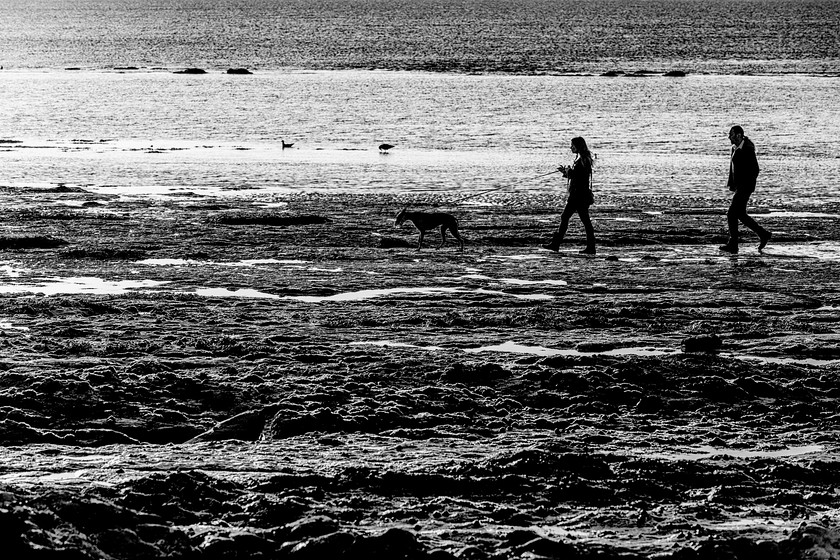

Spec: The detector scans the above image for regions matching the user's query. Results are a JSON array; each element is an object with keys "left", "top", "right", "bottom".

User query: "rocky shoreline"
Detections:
[{"left": 0, "top": 188, "right": 838, "bottom": 558}]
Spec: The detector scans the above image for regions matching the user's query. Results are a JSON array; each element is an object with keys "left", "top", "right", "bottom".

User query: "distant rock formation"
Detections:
[
  {"left": 226, "top": 68, "right": 253, "bottom": 75},
  {"left": 664, "top": 70, "right": 687, "bottom": 77},
  {"left": 174, "top": 68, "right": 207, "bottom": 74}
]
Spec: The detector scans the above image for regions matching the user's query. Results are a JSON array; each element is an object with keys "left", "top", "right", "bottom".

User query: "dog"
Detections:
[{"left": 394, "top": 207, "right": 464, "bottom": 251}]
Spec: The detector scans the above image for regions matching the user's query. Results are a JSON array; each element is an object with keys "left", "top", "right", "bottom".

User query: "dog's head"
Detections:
[{"left": 394, "top": 207, "right": 408, "bottom": 227}]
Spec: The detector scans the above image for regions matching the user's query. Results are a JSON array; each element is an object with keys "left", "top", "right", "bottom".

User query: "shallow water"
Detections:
[
  {"left": 463, "top": 341, "right": 676, "bottom": 358},
  {"left": 285, "top": 286, "right": 554, "bottom": 303},
  {"left": 2, "top": 71, "right": 839, "bottom": 205},
  {"left": 0, "top": 276, "right": 167, "bottom": 296},
  {"left": 649, "top": 444, "right": 825, "bottom": 461}
]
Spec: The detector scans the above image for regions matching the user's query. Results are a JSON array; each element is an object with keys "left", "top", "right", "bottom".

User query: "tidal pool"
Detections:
[
  {"left": 284, "top": 287, "right": 554, "bottom": 302},
  {"left": 464, "top": 341, "right": 677, "bottom": 358},
  {"left": 137, "top": 258, "right": 309, "bottom": 266},
  {"left": 0, "top": 277, "right": 168, "bottom": 296}
]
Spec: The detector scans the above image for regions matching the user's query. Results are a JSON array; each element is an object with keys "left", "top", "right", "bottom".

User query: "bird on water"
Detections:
[
  {"left": 379, "top": 143, "right": 394, "bottom": 153},
  {"left": 282, "top": 139, "right": 294, "bottom": 149}
]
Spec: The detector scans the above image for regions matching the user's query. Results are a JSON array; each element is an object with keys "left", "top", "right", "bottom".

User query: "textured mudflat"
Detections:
[{"left": 0, "top": 187, "right": 839, "bottom": 559}]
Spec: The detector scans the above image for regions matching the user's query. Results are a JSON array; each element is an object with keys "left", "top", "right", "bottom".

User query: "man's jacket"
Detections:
[{"left": 728, "top": 137, "right": 760, "bottom": 193}]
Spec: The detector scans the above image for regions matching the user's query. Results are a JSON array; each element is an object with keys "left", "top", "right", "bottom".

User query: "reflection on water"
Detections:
[
  {"left": 0, "top": 277, "right": 553, "bottom": 301},
  {"left": 349, "top": 340, "right": 679, "bottom": 359},
  {"left": 659, "top": 242, "right": 840, "bottom": 262},
  {"left": 464, "top": 341, "right": 677, "bottom": 358},
  {"left": 485, "top": 254, "right": 548, "bottom": 261},
  {"left": 284, "top": 287, "right": 553, "bottom": 303},
  {"left": 349, "top": 339, "right": 840, "bottom": 368},
  {"left": 0, "top": 319, "right": 29, "bottom": 331},
  {"left": 761, "top": 242, "right": 840, "bottom": 261},
  {"left": 646, "top": 444, "right": 824, "bottom": 461},
  {"left": 0, "top": 277, "right": 167, "bottom": 296},
  {"left": 736, "top": 355, "right": 840, "bottom": 367},
  {"left": 349, "top": 340, "right": 443, "bottom": 351},
  {"left": 499, "top": 278, "right": 567, "bottom": 286},
  {"left": 137, "top": 258, "right": 309, "bottom": 267},
  {"left": 195, "top": 288, "right": 279, "bottom": 299},
  {"left": 0, "top": 264, "right": 28, "bottom": 277},
  {"left": 762, "top": 211, "right": 839, "bottom": 219},
  {"left": 438, "top": 274, "right": 567, "bottom": 286}
]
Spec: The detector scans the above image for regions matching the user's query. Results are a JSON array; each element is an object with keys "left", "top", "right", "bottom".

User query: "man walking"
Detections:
[{"left": 720, "top": 125, "right": 772, "bottom": 254}]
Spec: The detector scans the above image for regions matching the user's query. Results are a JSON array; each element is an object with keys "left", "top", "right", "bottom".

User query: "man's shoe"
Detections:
[
  {"left": 758, "top": 232, "right": 772, "bottom": 252},
  {"left": 719, "top": 244, "right": 738, "bottom": 254},
  {"left": 541, "top": 243, "right": 559, "bottom": 252},
  {"left": 580, "top": 246, "right": 596, "bottom": 255}
]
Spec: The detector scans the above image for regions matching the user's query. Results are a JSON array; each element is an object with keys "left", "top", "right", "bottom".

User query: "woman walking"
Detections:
[{"left": 541, "top": 136, "right": 597, "bottom": 254}]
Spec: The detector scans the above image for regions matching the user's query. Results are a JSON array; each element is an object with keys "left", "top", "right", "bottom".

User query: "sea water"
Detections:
[
  {"left": 2, "top": 0, "right": 839, "bottom": 75},
  {"left": 1, "top": 0, "right": 839, "bottom": 205}
]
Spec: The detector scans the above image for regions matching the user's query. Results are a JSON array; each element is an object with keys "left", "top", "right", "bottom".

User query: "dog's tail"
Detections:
[{"left": 394, "top": 207, "right": 408, "bottom": 226}]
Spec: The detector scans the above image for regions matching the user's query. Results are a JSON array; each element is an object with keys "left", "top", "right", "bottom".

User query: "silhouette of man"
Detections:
[{"left": 720, "top": 125, "right": 771, "bottom": 254}]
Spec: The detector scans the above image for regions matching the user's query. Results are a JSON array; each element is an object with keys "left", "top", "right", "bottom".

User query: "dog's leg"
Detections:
[
  {"left": 416, "top": 230, "right": 425, "bottom": 251},
  {"left": 438, "top": 225, "right": 447, "bottom": 249},
  {"left": 450, "top": 223, "right": 464, "bottom": 251}
]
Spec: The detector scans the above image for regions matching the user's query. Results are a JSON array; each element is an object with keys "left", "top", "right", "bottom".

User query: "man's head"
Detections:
[{"left": 728, "top": 126, "right": 744, "bottom": 146}]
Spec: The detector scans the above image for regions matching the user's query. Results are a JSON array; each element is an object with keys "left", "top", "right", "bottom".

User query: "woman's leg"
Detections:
[
  {"left": 543, "top": 202, "right": 577, "bottom": 250},
  {"left": 578, "top": 205, "right": 596, "bottom": 253}
]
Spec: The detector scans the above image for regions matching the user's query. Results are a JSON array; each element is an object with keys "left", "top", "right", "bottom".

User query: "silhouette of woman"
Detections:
[{"left": 542, "top": 136, "right": 597, "bottom": 254}]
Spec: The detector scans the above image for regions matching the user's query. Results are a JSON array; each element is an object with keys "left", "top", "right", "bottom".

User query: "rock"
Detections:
[
  {"left": 634, "top": 394, "right": 664, "bottom": 413},
  {"left": 504, "top": 529, "right": 541, "bottom": 546},
  {"left": 682, "top": 334, "right": 722, "bottom": 353},
  {"left": 285, "top": 515, "right": 340, "bottom": 540},
  {"left": 454, "top": 545, "right": 488, "bottom": 559},
  {"left": 226, "top": 68, "right": 253, "bottom": 74},
  {"left": 71, "top": 428, "right": 141, "bottom": 446},
  {"left": 664, "top": 70, "right": 687, "bottom": 77},
  {"left": 428, "top": 549, "right": 458, "bottom": 560},
  {"left": 199, "top": 535, "right": 237, "bottom": 557},
  {"left": 0, "top": 507, "right": 33, "bottom": 557},
  {"left": 0, "top": 419, "right": 70, "bottom": 445},
  {"left": 190, "top": 404, "right": 281, "bottom": 442},
  {"left": 349, "top": 528, "right": 426, "bottom": 558},
  {"left": 288, "top": 531, "right": 354, "bottom": 559},
  {"left": 515, "top": 537, "right": 577, "bottom": 558},
  {"left": 95, "top": 528, "right": 162, "bottom": 559},
  {"left": 174, "top": 68, "right": 207, "bottom": 74},
  {"left": 441, "top": 361, "right": 510, "bottom": 384},
  {"left": 576, "top": 341, "right": 617, "bottom": 352}
]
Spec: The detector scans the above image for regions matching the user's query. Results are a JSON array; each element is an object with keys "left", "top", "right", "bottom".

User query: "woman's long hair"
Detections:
[{"left": 571, "top": 137, "right": 594, "bottom": 169}]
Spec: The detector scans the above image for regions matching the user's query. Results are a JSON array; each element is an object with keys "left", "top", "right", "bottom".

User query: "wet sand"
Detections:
[{"left": 1, "top": 187, "right": 839, "bottom": 559}]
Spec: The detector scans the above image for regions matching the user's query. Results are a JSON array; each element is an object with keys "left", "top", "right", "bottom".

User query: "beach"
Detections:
[
  {"left": 1, "top": 184, "right": 839, "bottom": 558},
  {"left": 2, "top": 0, "right": 840, "bottom": 556}
]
